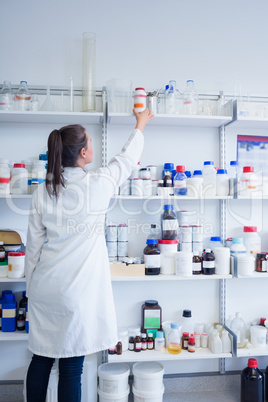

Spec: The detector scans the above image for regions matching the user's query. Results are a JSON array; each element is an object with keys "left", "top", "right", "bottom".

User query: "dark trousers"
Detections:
[{"left": 26, "top": 354, "right": 85, "bottom": 402}]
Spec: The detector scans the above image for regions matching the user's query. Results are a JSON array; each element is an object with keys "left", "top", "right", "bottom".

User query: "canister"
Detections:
[
  {"left": 117, "top": 242, "right": 128, "bottom": 257},
  {"left": 214, "top": 247, "right": 230, "bottom": 275},
  {"left": 117, "top": 224, "right": 128, "bottom": 242},
  {"left": 180, "top": 226, "right": 192, "bottom": 243},
  {"left": 175, "top": 251, "right": 193, "bottom": 276},
  {"left": 120, "top": 180, "right": 130, "bottom": 196},
  {"left": 143, "top": 179, "right": 152, "bottom": 197},
  {"left": 106, "top": 241, "right": 117, "bottom": 258},
  {"left": 250, "top": 326, "right": 267, "bottom": 347},
  {"left": 7, "top": 251, "right": 25, "bottom": 278},
  {"left": 106, "top": 225, "right": 118, "bottom": 242},
  {"left": 134, "top": 88, "right": 146, "bottom": 113},
  {"left": 131, "top": 178, "right": 143, "bottom": 196},
  {"left": 158, "top": 239, "right": 178, "bottom": 275}
]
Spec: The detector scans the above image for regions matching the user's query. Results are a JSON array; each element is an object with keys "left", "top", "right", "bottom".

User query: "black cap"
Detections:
[
  {"left": 183, "top": 309, "right": 192, "bottom": 317},
  {"left": 145, "top": 300, "right": 158, "bottom": 306}
]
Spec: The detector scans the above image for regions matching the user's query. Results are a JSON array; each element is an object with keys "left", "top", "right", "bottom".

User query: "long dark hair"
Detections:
[{"left": 46, "top": 124, "right": 87, "bottom": 198}]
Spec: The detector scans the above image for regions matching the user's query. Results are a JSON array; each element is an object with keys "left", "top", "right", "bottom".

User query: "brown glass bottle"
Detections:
[
  {"left": 182, "top": 332, "right": 189, "bottom": 350},
  {"left": 147, "top": 333, "right": 154, "bottom": 350},
  {"left": 192, "top": 251, "right": 202, "bottom": 275},
  {"left": 143, "top": 239, "right": 160, "bottom": 275},
  {"left": 163, "top": 170, "right": 173, "bottom": 187},
  {"left": 116, "top": 341, "right": 122, "bottom": 355},
  {"left": 256, "top": 253, "right": 267, "bottom": 272},
  {"left": 141, "top": 333, "right": 147, "bottom": 350},
  {"left": 134, "top": 335, "right": 142, "bottom": 352},
  {"left": 128, "top": 336, "right": 134, "bottom": 351},
  {"left": 202, "top": 249, "right": 215, "bottom": 275},
  {"left": 162, "top": 205, "right": 178, "bottom": 240},
  {"left": 141, "top": 300, "right": 162, "bottom": 334}
]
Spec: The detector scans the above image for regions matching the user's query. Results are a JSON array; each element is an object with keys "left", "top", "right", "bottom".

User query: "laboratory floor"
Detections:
[{"left": 0, "top": 374, "right": 241, "bottom": 402}]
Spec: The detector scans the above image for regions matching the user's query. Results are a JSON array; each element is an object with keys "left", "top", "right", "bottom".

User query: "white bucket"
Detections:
[
  {"left": 250, "top": 325, "right": 267, "bottom": 347},
  {"left": 158, "top": 240, "right": 178, "bottom": 275},
  {"left": 132, "top": 362, "right": 164, "bottom": 392},
  {"left": 98, "top": 363, "right": 130, "bottom": 394},
  {"left": 98, "top": 386, "right": 129, "bottom": 402},
  {"left": 133, "top": 385, "right": 165, "bottom": 402}
]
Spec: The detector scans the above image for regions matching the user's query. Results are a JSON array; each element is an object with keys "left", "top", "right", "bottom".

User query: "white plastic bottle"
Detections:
[
  {"left": 216, "top": 169, "right": 229, "bottom": 196},
  {"left": 14, "top": 81, "right": 31, "bottom": 111},
  {"left": 10, "top": 163, "right": 28, "bottom": 194},
  {"left": 243, "top": 226, "right": 261, "bottom": 255},
  {"left": 182, "top": 80, "right": 198, "bottom": 115},
  {"left": 230, "top": 238, "right": 246, "bottom": 275},
  {"left": 180, "top": 309, "right": 194, "bottom": 334},
  {"left": 202, "top": 161, "right": 216, "bottom": 197},
  {"left": 31, "top": 160, "right": 46, "bottom": 193},
  {"left": 0, "top": 158, "right": 10, "bottom": 195},
  {"left": 228, "top": 161, "right": 241, "bottom": 196},
  {"left": 221, "top": 329, "right": 232, "bottom": 353},
  {"left": 230, "top": 312, "right": 246, "bottom": 348},
  {"left": 240, "top": 166, "right": 258, "bottom": 196},
  {"left": 211, "top": 330, "right": 222, "bottom": 354},
  {"left": 134, "top": 88, "right": 146, "bottom": 113},
  {"left": 165, "top": 80, "right": 180, "bottom": 114}
]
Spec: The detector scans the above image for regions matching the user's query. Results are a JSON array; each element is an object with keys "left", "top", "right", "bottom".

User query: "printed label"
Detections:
[
  {"left": 3, "top": 309, "right": 16, "bottom": 318},
  {"left": 261, "top": 260, "right": 267, "bottom": 272},
  {"left": 17, "top": 320, "right": 25, "bottom": 328},
  {"left": 148, "top": 341, "right": 154, "bottom": 349},
  {"left": 128, "top": 343, "right": 134, "bottom": 351},
  {"left": 163, "top": 220, "right": 178, "bottom": 231},
  {"left": 144, "top": 254, "right": 160, "bottom": 268},
  {"left": 192, "top": 262, "right": 202, "bottom": 271},
  {"left": 144, "top": 310, "right": 161, "bottom": 329},
  {"left": 135, "top": 342, "right": 142, "bottom": 350},
  {"left": 202, "top": 261, "right": 215, "bottom": 268}
]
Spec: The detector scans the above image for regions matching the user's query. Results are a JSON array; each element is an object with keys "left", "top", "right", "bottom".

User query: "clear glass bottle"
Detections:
[
  {"left": 230, "top": 312, "right": 246, "bottom": 348},
  {"left": 174, "top": 165, "right": 187, "bottom": 195},
  {"left": 161, "top": 205, "right": 178, "bottom": 240},
  {"left": 0, "top": 81, "right": 14, "bottom": 110},
  {"left": 165, "top": 80, "right": 180, "bottom": 114},
  {"left": 182, "top": 80, "right": 198, "bottom": 115},
  {"left": 167, "top": 322, "right": 182, "bottom": 354},
  {"left": 148, "top": 224, "right": 160, "bottom": 241},
  {"left": 15, "top": 81, "right": 31, "bottom": 111}
]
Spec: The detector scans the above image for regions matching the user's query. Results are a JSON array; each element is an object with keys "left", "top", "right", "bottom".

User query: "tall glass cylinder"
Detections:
[{"left": 82, "top": 32, "right": 96, "bottom": 112}]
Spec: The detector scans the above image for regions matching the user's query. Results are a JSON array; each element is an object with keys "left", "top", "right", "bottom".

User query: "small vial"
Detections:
[
  {"left": 116, "top": 341, "right": 122, "bottom": 355},
  {"left": 188, "top": 334, "right": 195, "bottom": 353},
  {"left": 108, "top": 346, "right": 116, "bottom": 355},
  {"left": 134, "top": 334, "right": 142, "bottom": 352},
  {"left": 147, "top": 333, "right": 154, "bottom": 350},
  {"left": 141, "top": 333, "right": 147, "bottom": 351},
  {"left": 128, "top": 336, "right": 134, "bottom": 351},
  {"left": 201, "top": 333, "right": 209, "bottom": 348},
  {"left": 182, "top": 332, "right": 189, "bottom": 350}
]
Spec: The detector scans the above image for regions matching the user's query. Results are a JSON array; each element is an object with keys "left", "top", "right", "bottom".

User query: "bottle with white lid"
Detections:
[
  {"left": 14, "top": 81, "right": 31, "bottom": 111},
  {"left": 10, "top": 163, "right": 28, "bottom": 194},
  {"left": 240, "top": 166, "right": 258, "bottom": 196},
  {"left": 134, "top": 88, "right": 146, "bottom": 113},
  {"left": 216, "top": 169, "right": 229, "bottom": 196},
  {"left": 0, "top": 158, "right": 10, "bottom": 195},
  {"left": 230, "top": 312, "right": 246, "bottom": 348},
  {"left": 202, "top": 161, "right": 216, "bottom": 197},
  {"left": 243, "top": 226, "right": 261, "bottom": 256}
]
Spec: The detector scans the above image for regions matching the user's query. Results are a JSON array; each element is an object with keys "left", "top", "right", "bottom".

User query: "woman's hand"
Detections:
[{"left": 134, "top": 108, "right": 154, "bottom": 132}]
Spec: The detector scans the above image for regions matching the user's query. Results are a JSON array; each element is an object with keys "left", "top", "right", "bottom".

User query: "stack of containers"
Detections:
[
  {"left": 98, "top": 363, "right": 130, "bottom": 402},
  {"left": 191, "top": 225, "right": 203, "bottom": 254},
  {"left": 132, "top": 361, "right": 165, "bottom": 402},
  {"left": 106, "top": 224, "right": 128, "bottom": 261}
]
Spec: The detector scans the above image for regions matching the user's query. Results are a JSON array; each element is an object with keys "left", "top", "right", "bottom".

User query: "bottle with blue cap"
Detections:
[
  {"left": 203, "top": 161, "right": 216, "bottom": 197},
  {"left": 167, "top": 322, "right": 182, "bottom": 354},
  {"left": 229, "top": 161, "right": 241, "bottom": 196},
  {"left": 162, "top": 163, "right": 175, "bottom": 186},
  {"left": 161, "top": 205, "right": 178, "bottom": 240},
  {"left": 174, "top": 165, "right": 187, "bottom": 196},
  {"left": 165, "top": 80, "right": 180, "bottom": 114},
  {"left": 216, "top": 168, "right": 229, "bottom": 196},
  {"left": 143, "top": 239, "right": 160, "bottom": 275},
  {"left": 209, "top": 236, "right": 222, "bottom": 251}
]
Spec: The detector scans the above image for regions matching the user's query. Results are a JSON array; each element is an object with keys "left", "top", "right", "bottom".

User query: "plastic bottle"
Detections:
[
  {"left": 165, "top": 80, "right": 180, "bottom": 114},
  {"left": 217, "top": 90, "right": 226, "bottom": 116},
  {"left": 131, "top": 162, "right": 141, "bottom": 179},
  {"left": 161, "top": 205, "right": 178, "bottom": 240},
  {"left": 180, "top": 309, "right": 195, "bottom": 334},
  {"left": 30, "top": 160, "right": 46, "bottom": 193},
  {"left": 143, "top": 239, "right": 160, "bottom": 275},
  {"left": 17, "top": 309, "right": 25, "bottom": 331},
  {"left": 240, "top": 166, "right": 258, "bottom": 196},
  {"left": 19, "top": 291, "right": 28, "bottom": 316},
  {"left": 221, "top": 329, "right": 232, "bottom": 353},
  {"left": 155, "top": 331, "right": 165, "bottom": 351},
  {"left": 211, "top": 331, "right": 222, "bottom": 353},
  {"left": 241, "top": 359, "right": 264, "bottom": 402},
  {"left": 174, "top": 165, "right": 187, "bottom": 195},
  {"left": 243, "top": 226, "right": 261, "bottom": 256},
  {"left": 182, "top": 80, "right": 198, "bottom": 115},
  {"left": 230, "top": 312, "right": 246, "bottom": 348},
  {"left": 202, "top": 161, "right": 216, "bottom": 197},
  {"left": 14, "top": 81, "right": 31, "bottom": 111},
  {"left": 0, "top": 158, "right": 10, "bottom": 195},
  {"left": 134, "top": 88, "right": 146, "bottom": 113},
  {"left": 216, "top": 169, "right": 229, "bottom": 196},
  {"left": 230, "top": 238, "right": 246, "bottom": 259},
  {"left": 187, "top": 170, "right": 203, "bottom": 197},
  {"left": 209, "top": 236, "right": 222, "bottom": 251},
  {"left": 10, "top": 163, "right": 28, "bottom": 194},
  {"left": 228, "top": 161, "right": 240, "bottom": 196},
  {"left": 202, "top": 249, "right": 215, "bottom": 275},
  {"left": 167, "top": 322, "right": 182, "bottom": 354},
  {"left": 0, "top": 81, "right": 13, "bottom": 110}
]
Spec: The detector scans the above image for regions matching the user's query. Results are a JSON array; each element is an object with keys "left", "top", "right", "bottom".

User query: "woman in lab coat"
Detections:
[{"left": 25, "top": 108, "right": 154, "bottom": 402}]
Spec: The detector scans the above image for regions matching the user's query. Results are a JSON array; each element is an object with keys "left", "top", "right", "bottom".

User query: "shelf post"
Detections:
[{"left": 102, "top": 87, "right": 108, "bottom": 167}]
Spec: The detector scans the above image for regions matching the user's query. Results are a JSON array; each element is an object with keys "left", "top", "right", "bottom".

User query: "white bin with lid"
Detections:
[
  {"left": 98, "top": 386, "right": 129, "bottom": 402},
  {"left": 98, "top": 363, "right": 130, "bottom": 394},
  {"left": 132, "top": 361, "right": 164, "bottom": 392},
  {"left": 250, "top": 326, "right": 267, "bottom": 348},
  {"left": 133, "top": 385, "right": 165, "bottom": 402}
]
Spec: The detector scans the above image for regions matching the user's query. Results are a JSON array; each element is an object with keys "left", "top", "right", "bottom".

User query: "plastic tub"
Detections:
[
  {"left": 250, "top": 326, "right": 267, "bottom": 348},
  {"left": 132, "top": 362, "right": 164, "bottom": 392},
  {"left": 133, "top": 385, "right": 165, "bottom": 402},
  {"left": 98, "top": 386, "right": 129, "bottom": 402},
  {"left": 98, "top": 363, "right": 130, "bottom": 394}
]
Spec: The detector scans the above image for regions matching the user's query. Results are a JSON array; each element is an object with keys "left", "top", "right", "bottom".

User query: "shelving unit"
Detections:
[
  {"left": 111, "top": 274, "right": 233, "bottom": 282},
  {"left": 0, "top": 331, "right": 28, "bottom": 341}
]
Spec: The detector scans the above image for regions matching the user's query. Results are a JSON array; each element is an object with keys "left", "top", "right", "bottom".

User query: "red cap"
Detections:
[
  {"left": 189, "top": 335, "right": 195, "bottom": 343},
  {"left": 243, "top": 226, "right": 257, "bottom": 232},
  {"left": 13, "top": 163, "right": 25, "bottom": 168},
  {"left": 8, "top": 252, "right": 25, "bottom": 257},
  {"left": 135, "top": 87, "right": 145, "bottom": 91},
  {"left": 260, "top": 317, "right": 266, "bottom": 325},
  {"left": 248, "top": 358, "right": 258, "bottom": 368},
  {"left": 158, "top": 239, "right": 178, "bottom": 244},
  {"left": 0, "top": 178, "right": 10, "bottom": 183},
  {"left": 243, "top": 166, "right": 254, "bottom": 173},
  {"left": 182, "top": 332, "right": 189, "bottom": 337},
  {"left": 176, "top": 165, "right": 185, "bottom": 173}
]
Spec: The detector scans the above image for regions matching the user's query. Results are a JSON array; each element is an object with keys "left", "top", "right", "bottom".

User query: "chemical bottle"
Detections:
[
  {"left": 161, "top": 205, "right": 178, "bottom": 240},
  {"left": 209, "top": 237, "right": 222, "bottom": 251},
  {"left": 17, "top": 309, "right": 25, "bottom": 331},
  {"left": 182, "top": 80, "right": 198, "bottom": 115},
  {"left": 174, "top": 165, "right": 187, "bottom": 195},
  {"left": 211, "top": 330, "right": 222, "bottom": 353},
  {"left": 143, "top": 239, "right": 160, "bottom": 275},
  {"left": 243, "top": 226, "right": 261, "bottom": 256},
  {"left": 162, "top": 163, "right": 175, "bottom": 184},
  {"left": 221, "top": 329, "right": 232, "bottom": 353},
  {"left": 165, "top": 80, "right": 180, "bottom": 114},
  {"left": 216, "top": 169, "right": 229, "bottom": 196},
  {"left": 230, "top": 238, "right": 246, "bottom": 275},
  {"left": 230, "top": 312, "right": 246, "bottom": 348},
  {"left": 181, "top": 332, "right": 189, "bottom": 350},
  {"left": 192, "top": 251, "right": 202, "bottom": 275},
  {"left": 0, "top": 242, "right": 5, "bottom": 262},
  {"left": 202, "top": 161, "right": 216, "bottom": 197},
  {"left": 131, "top": 162, "right": 141, "bottom": 179},
  {"left": 228, "top": 161, "right": 240, "bottom": 196},
  {"left": 163, "top": 170, "right": 173, "bottom": 187},
  {"left": 188, "top": 334, "right": 195, "bottom": 353},
  {"left": 14, "top": 81, "right": 31, "bottom": 111},
  {"left": 128, "top": 336, "right": 134, "bottom": 351},
  {"left": 134, "top": 88, "right": 146, "bottom": 113},
  {"left": 141, "top": 333, "right": 147, "bottom": 350},
  {"left": 154, "top": 331, "right": 165, "bottom": 351},
  {"left": 180, "top": 309, "right": 194, "bottom": 334},
  {"left": 19, "top": 291, "right": 28, "bottom": 316},
  {"left": 147, "top": 333, "right": 154, "bottom": 350},
  {"left": 141, "top": 300, "right": 162, "bottom": 335},
  {"left": 167, "top": 322, "right": 182, "bottom": 354},
  {"left": 240, "top": 166, "right": 258, "bottom": 196},
  {"left": 116, "top": 341, "right": 122, "bottom": 355},
  {"left": 0, "top": 81, "right": 13, "bottom": 110},
  {"left": 134, "top": 334, "right": 142, "bottom": 352},
  {"left": 202, "top": 249, "right": 215, "bottom": 275},
  {"left": 241, "top": 359, "right": 264, "bottom": 402}
]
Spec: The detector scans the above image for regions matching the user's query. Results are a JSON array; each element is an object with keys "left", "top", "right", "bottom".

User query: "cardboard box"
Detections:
[{"left": 110, "top": 263, "right": 145, "bottom": 277}]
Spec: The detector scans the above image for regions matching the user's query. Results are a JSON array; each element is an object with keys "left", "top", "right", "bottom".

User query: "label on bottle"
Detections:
[
  {"left": 163, "top": 220, "right": 178, "bottom": 231},
  {"left": 144, "top": 310, "right": 161, "bottom": 329},
  {"left": 2, "top": 309, "right": 16, "bottom": 318},
  {"left": 192, "top": 262, "right": 201, "bottom": 272},
  {"left": 17, "top": 319, "right": 25, "bottom": 328},
  {"left": 0, "top": 251, "right": 5, "bottom": 259},
  {"left": 135, "top": 342, "right": 142, "bottom": 350},
  {"left": 174, "top": 180, "right": 186, "bottom": 189},
  {"left": 148, "top": 341, "right": 154, "bottom": 349},
  {"left": 261, "top": 260, "right": 267, "bottom": 272},
  {"left": 202, "top": 261, "right": 215, "bottom": 268},
  {"left": 144, "top": 254, "right": 160, "bottom": 268},
  {"left": 141, "top": 341, "right": 147, "bottom": 350},
  {"left": 128, "top": 343, "right": 134, "bottom": 351}
]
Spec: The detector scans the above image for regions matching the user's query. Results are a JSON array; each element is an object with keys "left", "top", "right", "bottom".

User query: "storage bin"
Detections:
[
  {"left": 132, "top": 385, "right": 165, "bottom": 402},
  {"left": 132, "top": 362, "right": 164, "bottom": 392},
  {"left": 98, "top": 386, "right": 129, "bottom": 402},
  {"left": 98, "top": 363, "right": 130, "bottom": 394}
]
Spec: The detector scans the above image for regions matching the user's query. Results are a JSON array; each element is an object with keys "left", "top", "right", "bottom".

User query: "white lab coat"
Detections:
[{"left": 25, "top": 128, "right": 144, "bottom": 358}]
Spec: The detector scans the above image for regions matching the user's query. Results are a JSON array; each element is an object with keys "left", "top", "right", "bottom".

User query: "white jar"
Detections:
[
  {"left": 180, "top": 242, "right": 192, "bottom": 252},
  {"left": 177, "top": 210, "right": 195, "bottom": 226},
  {"left": 131, "top": 178, "right": 143, "bottom": 196},
  {"left": 250, "top": 326, "right": 267, "bottom": 348},
  {"left": 240, "top": 166, "right": 258, "bottom": 196},
  {"left": 158, "top": 239, "right": 178, "bottom": 275},
  {"left": 10, "top": 163, "right": 28, "bottom": 194},
  {"left": 31, "top": 160, "right": 46, "bottom": 193},
  {"left": 119, "top": 179, "right": 130, "bottom": 196},
  {"left": 230, "top": 238, "right": 246, "bottom": 275},
  {"left": 106, "top": 225, "right": 118, "bottom": 242},
  {"left": 143, "top": 179, "right": 152, "bottom": 197},
  {"left": 7, "top": 251, "right": 25, "bottom": 278},
  {"left": 0, "top": 158, "right": 10, "bottom": 195},
  {"left": 146, "top": 165, "right": 157, "bottom": 180},
  {"left": 214, "top": 247, "right": 230, "bottom": 275},
  {"left": 117, "top": 224, "right": 128, "bottom": 242},
  {"left": 187, "top": 177, "right": 203, "bottom": 197},
  {"left": 243, "top": 226, "right": 261, "bottom": 255},
  {"left": 216, "top": 169, "right": 229, "bottom": 196},
  {"left": 133, "top": 88, "right": 146, "bottom": 113},
  {"left": 180, "top": 226, "right": 192, "bottom": 243},
  {"left": 118, "top": 327, "right": 129, "bottom": 352},
  {"left": 237, "top": 254, "right": 255, "bottom": 276},
  {"left": 191, "top": 225, "right": 203, "bottom": 242},
  {"left": 202, "top": 161, "right": 216, "bottom": 197},
  {"left": 175, "top": 251, "right": 192, "bottom": 276},
  {"left": 106, "top": 241, "right": 117, "bottom": 258}
]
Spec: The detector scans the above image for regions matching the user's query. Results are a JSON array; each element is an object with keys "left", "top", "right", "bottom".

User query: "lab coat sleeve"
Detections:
[
  {"left": 96, "top": 128, "right": 144, "bottom": 194},
  {"left": 25, "top": 193, "right": 47, "bottom": 296}
]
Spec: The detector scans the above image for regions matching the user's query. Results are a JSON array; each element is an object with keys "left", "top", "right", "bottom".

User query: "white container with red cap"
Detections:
[
  {"left": 0, "top": 158, "right": 10, "bottom": 195},
  {"left": 133, "top": 88, "right": 146, "bottom": 113},
  {"left": 7, "top": 251, "right": 25, "bottom": 278},
  {"left": 158, "top": 239, "right": 178, "bottom": 275},
  {"left": 240, "top": 166, "right": 258, "bottom": 196},
  {"left": 10, "top": 163, "right": 28, "bottom": 194},
  {"left": 243, "top": 226, "right": 261, "bottom": 256}
]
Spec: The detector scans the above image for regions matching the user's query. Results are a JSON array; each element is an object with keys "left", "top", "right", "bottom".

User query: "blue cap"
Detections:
[
  {"left": 146, "top": 239, "right": 158, "bottom": 245},
  {"left": 204, "top": 161, "right": 214, "bottom": 166},
  {"left": 230, "top": 161, "right": 238, "bottom": 166},
  {"left": 156, "top": 331, "right": 164, "bottom": 338},
  {"left": 164, "top": 204, "right": 173, "bottom": 210},
  {"left": 185, "top": 171, "right": 191, "bottom": 178},
  {"left": 187, "top": 80, "right": 194, "bottom": 83},
  {"left": 165, "top": 85, "right": 169, "bottom": 90},
  {"left": 39, "top": 153, "right": 48, "bottom": 161},
  {"left": 3, "top": 294, "right": 15, "bottom": 301},
  {"left": 193, "top": 170, "right": 202, "bottom": 176},
  {"left": 171, "top": 322, "right": 179, "bottom": 329},
  {"left": 2, "top": 290, "right": 12, "bottom": 297},
  {"left": 178, "top": 188, "right": 187, "bottom": 195},
  {"left": 210, "top": 236, "right": 221, "bottom": 242},
  {"left": 217, "top": 169, "right": 226, "bottom": 174},
  {"left": 22, "top": 290, "right": 26, "bottom": 297},
  {"left": 232, "top": 237, "right": 243, "bottom": 244},
  {"left": 164, "top": 163, "right": 174, "bottom": 170}
]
